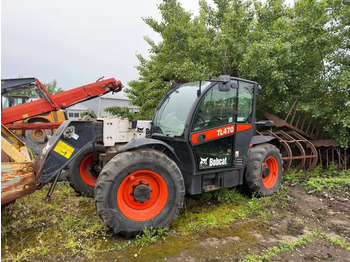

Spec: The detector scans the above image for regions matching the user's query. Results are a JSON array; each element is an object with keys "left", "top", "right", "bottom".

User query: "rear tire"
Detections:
[
  {"left": 245, "top": 143, "right": 283, "bottom": 196},
  {"left": 66, "top": 144, "right": 105, "bottom": 196},
  {"left": 94, "top": 148, "right": 185, "bottom": 236}
]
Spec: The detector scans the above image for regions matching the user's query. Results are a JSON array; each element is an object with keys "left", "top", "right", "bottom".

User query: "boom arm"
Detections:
[{"left": 1, "top": 78, "right": 123, "bottom": 125}]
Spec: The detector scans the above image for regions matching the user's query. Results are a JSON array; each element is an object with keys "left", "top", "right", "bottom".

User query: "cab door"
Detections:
[{"left": 189, "top": 79, "right": 255, "bottom": 172}]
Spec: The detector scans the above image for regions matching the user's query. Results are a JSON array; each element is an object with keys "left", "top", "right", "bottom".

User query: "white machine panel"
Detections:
[{"left": 101, "top": 118, "right": 151, "bottom": 147}]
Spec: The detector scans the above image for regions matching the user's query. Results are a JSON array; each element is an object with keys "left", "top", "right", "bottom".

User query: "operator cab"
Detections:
[
  {"left": 2, "top": 95, "right": 30, "bottom": 109},
  {"left": 153, "top": 77, "right": 257, "bottom": 137},
  {"left": 152, "top": 76, "right": 260, "bottom": 194}
]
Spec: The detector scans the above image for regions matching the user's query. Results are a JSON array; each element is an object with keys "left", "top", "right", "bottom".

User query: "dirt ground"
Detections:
[
  {"left": 252, "top": 185, "right": 350, "bottom": 262},
  {"left": 139, "top": 185, "right": 350, "bottom": 262},
  {"left": 85, "top": 183, "right": 350, "bottom": 261},
  {"left": 269, "top": 185, "right": 350, "bottom": 262},
  {"left": 2, "top": 179, "right": 350, "bottom": 261}
]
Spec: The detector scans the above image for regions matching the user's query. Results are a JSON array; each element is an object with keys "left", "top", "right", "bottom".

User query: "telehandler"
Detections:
[{"left": 2, "top": 75, "right": 282, "bottom": 236}]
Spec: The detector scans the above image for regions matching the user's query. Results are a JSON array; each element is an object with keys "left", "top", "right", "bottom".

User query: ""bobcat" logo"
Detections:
[{"left": 200, "top": 157, "right": 208, "bottom": 165}]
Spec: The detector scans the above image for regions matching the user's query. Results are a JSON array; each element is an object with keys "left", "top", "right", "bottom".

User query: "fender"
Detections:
[
  {"left": 117, "top": 138, "right": 180, "bottom": 163},
  {"left": 250, "top": 135, "right": 280, "bottom": 147}
]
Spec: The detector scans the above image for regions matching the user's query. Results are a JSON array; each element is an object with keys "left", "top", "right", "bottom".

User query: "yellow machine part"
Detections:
[
  {"left": 1, "top": 124, "right": 36, "bottom": 205},
  {"left": 12, "top": 110, "right": 66, "bottom": 139}
]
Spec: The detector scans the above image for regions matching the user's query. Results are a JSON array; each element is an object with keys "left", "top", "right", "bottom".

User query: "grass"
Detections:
[
  {"left": 2, "top": 184, "right": 272, "bottom": 261},
  {"left": 135, "top": 227, "right": 169, "bottom": 247},
  {"left": 284, "top": 164, "right": 350, "bottom": 195},
  {"left": 172, "top": 188, "right": 271, "bottom": 233},
  {"left": 1, "top": 182, "right": 120, "bottom": 261},
  {"left": 240, "top": 235, "right": 310, "bottom": 262},
  {"left": 2, "top": 166, "right": 349, "bottom": 261},
  {"left": 240, "top": 227, "right": 350, "bottom": 262},
  {"left": 311, "top": 230, "right": 350, "bottom": 251},
  {"left": 305, "top": 168, "right": 350, "bottom": 193}
]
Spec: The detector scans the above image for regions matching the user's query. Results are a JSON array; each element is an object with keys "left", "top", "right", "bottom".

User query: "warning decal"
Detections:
[{"left": 53, "top": 140, "right": 75, "bottom": 159}]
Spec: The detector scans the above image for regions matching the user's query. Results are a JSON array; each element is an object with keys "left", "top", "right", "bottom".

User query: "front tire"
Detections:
[
  {"left": 94, "top": 148, "right": 185, "bottom": 236},
  {"left": 245, "top": 143, "right": 283, "bottom": 196},
  {"left": 66, "top": 144, "right": 105, "bottom": 196}
]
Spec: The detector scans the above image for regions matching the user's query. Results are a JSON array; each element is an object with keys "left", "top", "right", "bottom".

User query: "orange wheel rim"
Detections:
[
  {"left": 117, "top": 170, "right": 168, "bottom": 221},
  {"left": 80, "top": 153, "right": 100, "bottom": 187},
  {"left": 262, "top": 157, "right": 279, "bottom": 189}
]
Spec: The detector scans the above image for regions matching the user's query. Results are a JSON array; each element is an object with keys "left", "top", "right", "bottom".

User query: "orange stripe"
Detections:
[{"left": 191, "top": 124, "right": 252, "bottom": 144}]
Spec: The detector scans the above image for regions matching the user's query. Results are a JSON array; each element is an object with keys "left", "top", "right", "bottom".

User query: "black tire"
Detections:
[
  {"left": 66, "top": 144, "right": 105, "bottom": 196},
  {"left": 245, "top": 143, "right": 283, "bottom": 196},
  {"left": 94, "top": 148, "right": 185, "bottom": 236}
]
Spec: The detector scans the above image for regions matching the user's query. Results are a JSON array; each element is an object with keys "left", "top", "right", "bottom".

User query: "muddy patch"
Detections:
[
  {"left": 272, "top": 239, "right": 350, "bottom": 262},
  {"left": 197, "top": 236, "right": 241, "bottom": 247}
]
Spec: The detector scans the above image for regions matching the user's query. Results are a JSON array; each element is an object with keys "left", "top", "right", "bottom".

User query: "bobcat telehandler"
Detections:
[{"left": 2, "top": 75, "right": 282, "bottom": 236}]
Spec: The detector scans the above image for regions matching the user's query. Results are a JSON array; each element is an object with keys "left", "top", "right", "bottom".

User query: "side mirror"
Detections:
[{"left": 218, "top": 75, "right": 231, "bottom": 92}]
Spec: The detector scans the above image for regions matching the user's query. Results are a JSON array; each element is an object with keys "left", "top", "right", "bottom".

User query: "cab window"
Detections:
[
  {"left": 237, "top": 82, "right": 254, "bottom": 122},
  {"left": 155, "top": 82, "right": 210, "bottom": 137},
  {"left": 192, "top": 83, "right": 237, "bottom": 132}
]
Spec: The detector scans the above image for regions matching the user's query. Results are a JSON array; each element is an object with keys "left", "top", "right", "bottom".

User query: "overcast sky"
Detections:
[
  {"left": 2, "top": 0, "right": 294, "bottom": 98},
  {"left": 1, "top": 0, "right": 209, "bottom": 98}
]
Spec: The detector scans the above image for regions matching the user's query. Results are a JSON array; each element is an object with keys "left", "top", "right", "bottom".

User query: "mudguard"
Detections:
[
  {"left": 250, "top": 135, "right": 279, "bottom": 147},
  {"left": 117, "top": 138, "right": 180, "bottom": 163},
  {"left": 35, "top": 120, "right": 103, "bottom": 187}
]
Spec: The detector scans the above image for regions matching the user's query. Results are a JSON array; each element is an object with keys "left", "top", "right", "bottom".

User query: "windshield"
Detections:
[{"left": 155, "top": 81, "right": 210, "bottom": 137}]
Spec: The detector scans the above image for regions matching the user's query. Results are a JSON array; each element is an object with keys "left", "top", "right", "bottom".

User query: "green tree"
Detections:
[
  {"left": 119, "top": 0, "right": 349, "bottom": 146},
  {"left": 43, "top": 79, "right": 63, "bottom": 95}
]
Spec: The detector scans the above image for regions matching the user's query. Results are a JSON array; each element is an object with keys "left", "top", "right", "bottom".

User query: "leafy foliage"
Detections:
[
  {"left": 135, "top": 227, "right": 169, "bottom": 246},
  {"left": 43, "top": 80, "right": 63, "bottom": 95},
  {"left": 283, "top": 165, "right": 350, "bottom": 195},
  {"left": 118, "top": 0, "right": 350, "bottom": 146}
]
